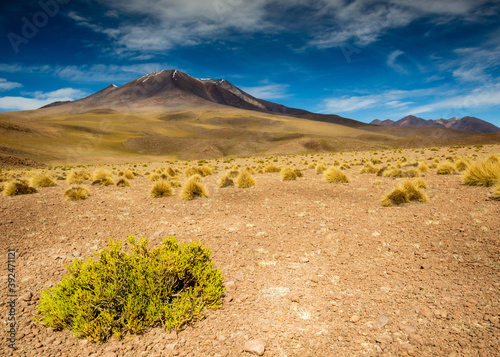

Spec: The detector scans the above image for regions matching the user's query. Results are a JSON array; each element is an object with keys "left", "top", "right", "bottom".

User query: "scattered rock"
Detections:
[
  {"left": 375, "top": 334, "right": 393, "bottom": 344},
  {"left": 409, "top": 333, "right": 424, "bottom": 345},
  {"left": 225, "top": 281, "right": 237, "bottom": 294},
  {"left": 19, "top": 292, "right": 33, "bottom": 301},
  {"left": 418, "top": 306, "right": 433, "bottom": 320},
  {"left": 299, "top": 257, "right": 309, "bottom": 263},
  {"left": 350, "top": 315, "right": 361, "bottom": 323},
  {"left": 372, "top": 315, "right": 391, "bottom": 329},
  {"left": 165, "top": 331, "right": 178, "bottom": 340},
  {"left": 244, "top": 339, "right": 266, "bottom": 356}
]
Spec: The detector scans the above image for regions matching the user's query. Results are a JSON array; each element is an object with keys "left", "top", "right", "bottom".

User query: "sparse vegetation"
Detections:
[
  {"left": 116, "top": 178, "right": 130, "bottom": 187},
  {"left": 264, "top": 164, "right": 281, "bottom": 173},
  {"left": 463, "top": 154, "right": 500, "bottom": 187},
  {"left": 150, "top": 180, "right": 173, "bottom": 198},
  {"left": 3, "top": 181, "right": 38, "bottom": 196},
  {"left": 67, "top": 169, "right": 89, "bottom": 184},
  {"left": 437, "top": 162, "right": 455, "bottom": 175},
  {"left": 492, "top": 181, "right": 500, "bottom": 201},
  {"left": 180, "top": 175, "right": 208, "bottom": 200},
  {"left": 30, "top": 173, "right": 57, "bottom": 187},
  {"left": 235, "top": 170, "right": 256, "bottom": 188},
  {"left": 64, "top": 186, "right": 90, "bottom": 201},
  {"left": 323, "top": 167, "right": 350, "bottom": 183},
  {"left": 35, "top": 236, "right": 224, "bottom": 342},
  {"left": 281, "top": 167, "right": 297, "bottom": 181},
  {"left": 360, "top": 163, "right": 377, "bottom": 174},
  {"left": 218, "top": 172, "right": 235, "bottom": 188},
  {"left": 91, "top": 169, "right": 114, "bottom": 186},
  {"left": 382, "top": 179, "right": 428, "bottom": 207}
]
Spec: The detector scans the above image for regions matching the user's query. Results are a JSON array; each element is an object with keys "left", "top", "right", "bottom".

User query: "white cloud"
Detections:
[
  {"left": 322, "top": 89, "right": 433, "bottom": 113},
  {"left": 0, "top": 78, "right": 22, "bottom": 91},
  {"left": 386, "top": 50, "right": 408, "bottom": 74},
  {"left": 411, "top": 82, "right": 500, "bottom": 114},
  {"left": 240, "top": 83, "right": 290, "bottom": 99},
  {"left": 0, "top": 88, "right": 87, "bottom": 111}
]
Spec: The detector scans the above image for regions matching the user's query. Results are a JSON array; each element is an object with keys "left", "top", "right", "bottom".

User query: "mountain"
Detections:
[
  {"left": 370, "top": 115, "right": 500, "bottom": 134},
  {"left": 39, "top": 69, "right": 360, "bottom": 128}
]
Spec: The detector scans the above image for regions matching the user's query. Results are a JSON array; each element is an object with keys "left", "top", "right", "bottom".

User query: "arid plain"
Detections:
[{"left": 1, "top": 144, "right": 499, "bottom": 357}]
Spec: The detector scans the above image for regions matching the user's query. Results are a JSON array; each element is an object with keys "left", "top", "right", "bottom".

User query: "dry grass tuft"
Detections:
[
  {"left": 360, "top": 163, "right": 378, "bottom": 174},
  {"left": 235, "top": 170, "right": 256, "bottom": 188},
  {"left": 382, "top": 179, "right": 428, "bottom": 207},
  {"left": 218, "top": 172, "right": 235, "bottom": 188},
  {"left": 315, "top": 163, "right": 327, "bottom": 174},
  {"left": 264, "top": 164, "right": 281, "bottom": 173},
  {"left": 4, "top": 181, "right": 38, "bottom": 196},
  {"left": 463, "top": 154, "right": 500, "bottom": 186},
  {"left": 323, "top": 167, "right": 350, "bottom": 183},
  {"left": 67, "top": 169, "right": 90, "bottom": 184},
  {"left": 281, "top": 167, "right": 297, "bottom": 181},
  {"left": 64, "top": 186, "right": 90, "bottom": 201},
  {"left": 180, "top": 175, "right": 208, "bottom": 200},
  {"left": 150, "top": 180, "right": 173, "bottom": 198},
  {"left": 418, "top": 162, "right": 430, "bottom": 173},
  {"left": 436, "top": 162, "right": 455, "bottom": 175},
  {"left": 492, "top": 181, "right": 500, "bottom": 201},
  {"left": 123, "top": 169, "right": 135, "bottom": 179},
  {"left": 30, "top": 173, "right": 56, "bottom": 187},
  {"left": 91, "top": 169, "right": 114, "bottom": 186},
  {"left": 116, "top": 178, "right": 130, "bottom": 187}
]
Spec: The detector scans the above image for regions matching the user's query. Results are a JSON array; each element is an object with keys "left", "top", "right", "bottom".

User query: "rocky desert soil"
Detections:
[{"left": 1, "top": 145, "right": 499, "bottom": 357}]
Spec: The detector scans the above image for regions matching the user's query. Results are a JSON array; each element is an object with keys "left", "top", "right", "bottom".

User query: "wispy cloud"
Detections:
[
  {"left": 0, "top": 78, "right": 22, "bottom": 91},
  {"left": 0, "top": 88, "right": 87, "bottom": 111},
  {"left": 386, "top": 50, "right": 407, "bottom": 74},
  {"left": 322, "top": 88, "right": 435, "bottom": 113},
  {"left": 0, "top": 62, "right": 169, "bottom": 84},
  {"left": 240, "top": 83, "right": 290, "bottom": 99}
]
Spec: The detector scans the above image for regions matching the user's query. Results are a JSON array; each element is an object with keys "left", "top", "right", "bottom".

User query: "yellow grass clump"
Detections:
[
  {"left": 293, "top": 169, "right": 303, "bottom": 178},
  {"left": 463, "top": 154, "right": 500, "bottom": 187},
  {"left": 436, "top": 162, "right": 455, "bottom": 175},
  {"left": 180, "top": 175, "right": 208, "bottom": 200},
  {"left": 4, "top": 181, "right": 38, "bottom": 196},
  {"left": 235, "top": 170, "right": 256, "bottom": 188},
  {"left": 123, "top": 169, "right": 135, "bottom": 179},
  {"left": 418, "top": 161, "right": 430, "bottom": 173},
  {"left": 492, "top": 181, "right": 500, "bottom": 201},
  {"left": 64, "top": 186, "right": 90, "bottom": 201},
  {"left": 323, "top": 167, "right": 350, "bottom": 183},
  {"left": 150, "top": 180, "right": 173, "bottom": 198},
  {"left": 307, "top": 163, "right": 316, "bottom": 169},
  {"left": 264, "top": 164, "right": 281, "bottom": 173},
  {"left": 360, "top": 163, "right": 378, "bottom": 174},
  {"left": 30, "top": 173, "right": 56, "bottom": 187},
  {"left": 91, "top": 169, "right": 114, "bottom": 186},
  {"left": 315, "top": 163, "right": 327, "bottom": 174},
  {"left": 66, "top": 169, "right": 90, "bottom": 184},
  {"left": 116, "top": 178, "right": 130, "bottom": 187},
  {"left": 218, "top": 172, "right": 235, "bottom": 188},
  {"left": 382, "top": 179, "right": 428, "bottom": 207},
  {"left": 281, "top": 167, "right": 297, "bottom": 181}
]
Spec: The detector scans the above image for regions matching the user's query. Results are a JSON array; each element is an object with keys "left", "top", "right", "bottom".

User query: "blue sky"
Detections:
[{"left": 0, "top": 0, "right": 499, "bottom": 126}]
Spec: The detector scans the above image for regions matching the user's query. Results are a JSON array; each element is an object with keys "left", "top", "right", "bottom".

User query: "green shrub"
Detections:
[{"left": 35, "top": 236, "right": 224, "bottom": 342}]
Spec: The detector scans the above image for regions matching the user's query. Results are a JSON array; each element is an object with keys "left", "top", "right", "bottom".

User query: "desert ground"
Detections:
[{"left": 1, "top": 144, "right": 499, "bottom": 357}]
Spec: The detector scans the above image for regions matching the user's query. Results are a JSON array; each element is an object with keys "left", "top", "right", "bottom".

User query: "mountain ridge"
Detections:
[{"left": 371, "top": 115, "right": 500, "bottom": 134}]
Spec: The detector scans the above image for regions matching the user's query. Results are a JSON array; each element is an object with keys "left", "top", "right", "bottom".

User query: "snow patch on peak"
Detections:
[
  {"left": 140, "top": 71, "right": 164, "bottom": 83},
  {"left": 111, "top": 84, "right": 118, "bottom": 88},
  {"left": 173, "top": 70, "right": 179, "bottom": 79},
  {"left": 197, "top": 78, "right": 225, "bottom": 85}
]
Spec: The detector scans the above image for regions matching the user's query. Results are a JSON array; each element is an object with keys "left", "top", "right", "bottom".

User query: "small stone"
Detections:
[
  {"left": 244, "top": 339, "right": 266, "bottom": 356},
  {"left": 20, "top": 292, "right": 33, "bottom": 301},
  {"left": 225, "top": 281, "right": 237, "bottom": 294},
  {"left": 418, "top": 306, "right": 433, "bottom": 320},
  {"left": 53, "top": 339, "right": 62, "bottom": 346},
  {"left": 165, "top": 342, "right": 177, "bottom": 351},
  {"left": 165, "top": 331, "right": 178, "bottom": 340},
  {"left": 350, "top": 315, "right": 361, "bottom": 323},
  {"left": 408, "top": 333, "right": 424, "bottom": 345},
  {"left": 299, "top": 257, "right": 309, "bottom": 263},
  {"left": 372, "top": 315, "right": 391, "bottom": 329},
  {"left": 289, "top": 295, "right": 300, "bottom": 303},
  {"left": 44, "top": 336, "right": 56, "bottom": 345},
  {"left": 101, "top": 353, "right": 117, "bottom": 357},
  {"left": 399, "top": 324, "right": 415, "bottom": 335},
  {"left": 375, "top": 334, "right": 393, "bottom": 344}
]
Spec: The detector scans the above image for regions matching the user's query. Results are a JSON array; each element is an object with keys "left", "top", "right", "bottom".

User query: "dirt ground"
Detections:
[{"left": 1, "top": 145, "right": 499, "bottom": 357}]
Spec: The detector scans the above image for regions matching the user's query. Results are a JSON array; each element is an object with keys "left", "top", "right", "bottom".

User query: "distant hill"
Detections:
[{"left": 371, "top": 115, "right": 500, "bottom": 134}]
